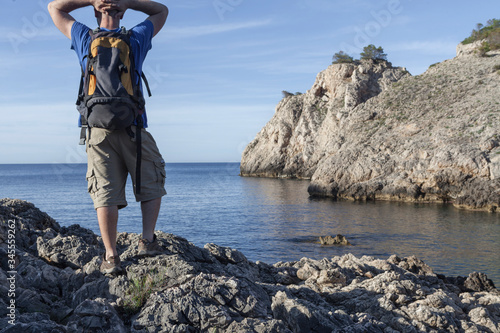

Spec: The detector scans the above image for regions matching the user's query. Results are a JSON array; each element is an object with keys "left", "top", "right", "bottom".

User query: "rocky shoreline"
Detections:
[
  {"left": 1, "top": 198, "right": 499, "bottom": 332},
  {"left": 241, "top": 45, "right": 500, "bottom": 212}
]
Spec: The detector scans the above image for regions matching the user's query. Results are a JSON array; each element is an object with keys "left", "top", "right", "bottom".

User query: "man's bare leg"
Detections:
[
  {"left": 141, "top": 197, "right": 162, "bottom": 241},
  {"left": 97, "top": 205, "right": 119, "bottom": 259}
]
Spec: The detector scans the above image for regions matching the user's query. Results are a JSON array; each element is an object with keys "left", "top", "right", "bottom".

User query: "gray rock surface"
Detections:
[
  {"left": 319, "top": 234, "right": 351, "bottom": 246},
  {"left": 1, "top": 198, "right": 499, "bottom": 332},
  {"left": 241, "top": 44, "right": 500, "bottom": 212}
]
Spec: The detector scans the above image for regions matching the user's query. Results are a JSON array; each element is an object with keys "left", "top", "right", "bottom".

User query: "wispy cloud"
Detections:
[
  {"left": 169, "top": 0, "right": 212, "bottom": 10},
  {"left": 163, "top": 19, "right": 273, "bottom": 40},
  {"left": 294, "top": 0, "right": 375, "bottom": 13},
  {"left": 388, "top": 40, "right": 458, "bottom": 55},
  {"left": 0, "top": 25, "right": 62, "bottom": 43}
]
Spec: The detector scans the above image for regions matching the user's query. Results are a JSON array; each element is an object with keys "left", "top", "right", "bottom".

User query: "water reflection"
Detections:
[{"left": 237, "top": 176, "right": 500, "bottom": 286}]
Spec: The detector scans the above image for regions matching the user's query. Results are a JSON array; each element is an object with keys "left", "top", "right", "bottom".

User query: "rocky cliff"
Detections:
[
  {"left": 1, "top": 199, "right": 499, "bottom": 332},
  {"left": 240, "top": 44, "right": 500, "bottom": 212}
]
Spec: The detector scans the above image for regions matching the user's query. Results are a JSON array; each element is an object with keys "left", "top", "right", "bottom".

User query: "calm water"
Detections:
[{"left": 1, "top": 163, "right": 499, "bottom": 286}]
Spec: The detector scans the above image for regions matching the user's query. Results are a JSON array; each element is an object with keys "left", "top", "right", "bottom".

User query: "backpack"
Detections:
[{"left": 76, "top": 27, "right": 152, "bottom": 194}]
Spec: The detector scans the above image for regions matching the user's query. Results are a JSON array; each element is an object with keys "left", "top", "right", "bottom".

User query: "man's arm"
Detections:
[
  {"left": 48, "top": 0, "right": 117, "bottom": 39},
  {"left": 117, "top": 0, "right": 168, "bottom": 37}
]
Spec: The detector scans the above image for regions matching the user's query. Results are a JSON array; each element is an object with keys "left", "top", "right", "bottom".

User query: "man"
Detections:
[{"left": 48, "top": 0, "right": 169, "bottom": 274}]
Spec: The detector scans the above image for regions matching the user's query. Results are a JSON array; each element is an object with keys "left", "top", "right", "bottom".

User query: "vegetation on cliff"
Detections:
[
  {"left": 462, "top": 18, "right": 500, "bottom": 56},
  {"left": 462, "top": 19, "right": 500, "bottom": 46},
  {"left": 332, "top": 44, "right": 388, "bottom": 64}
]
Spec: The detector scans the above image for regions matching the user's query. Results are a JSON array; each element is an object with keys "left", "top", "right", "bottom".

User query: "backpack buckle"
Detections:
[{"left": 79, "top": 125, "right": 88, "bottom": 145}]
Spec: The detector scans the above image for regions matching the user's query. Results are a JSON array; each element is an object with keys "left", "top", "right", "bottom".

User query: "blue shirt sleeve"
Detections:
[
  {"left": 71, "top": 22, "right": 91, "bottom": 127},
  {"left": 70, "top": 22, "right": 91, "bottom": 71},
  {"left": 129, "top": 20, "right": 154, "bottom": 77}
]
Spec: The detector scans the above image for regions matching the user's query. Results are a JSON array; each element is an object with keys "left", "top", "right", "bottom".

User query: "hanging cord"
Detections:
[{"left": 135, "top": 115, "right": 143, "bottom": 195}]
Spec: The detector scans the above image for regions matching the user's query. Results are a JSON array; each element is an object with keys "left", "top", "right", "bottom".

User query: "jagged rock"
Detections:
[
  {"left": 456, "top": 40, "right": 485, "bottom": 57},
  {"left": 1, "top": 199, "right": 499, "bottom": 332},
  {"left": 241, "top": 46, "right": 500, "bottom": 212},
  {"left": 271, "top": 289, "right": 351, "bottom": 331},
  {"left": 37, "top": 224, "right": 102, "bottom": 269},
  {"left": 224, "top": 318, "right": 291, "bottom": 333},
  {"left": 71, "top": 277, "right": 116, "bottom": 308},
  {"left": 66, "top": 298, "right": 127, "bottom": 333},
  {"left": 0, "top": 198, "right": 60, "bottom": 252},
  {"left": 131, "top": 273, "right": 271, "bottom": 332},
  {"left": 464, "top": 272, "right": 498, "bottom": 292},
  {"left": 205, "top": 243, "right": 248, "bottom": 265},
  {"left": 319, "top": 234, "right": 351, "bottom": 245},
  {"left": 0, "top": 313, "right": 67, "bottom": 333},
  {"left": 10, "top": 251, "right": 83, "bottom": 321},
  {"left": 296, "top": 261, "right": 321, "bottom": 281},
  {"left": 392, "top": 255, "right": 436, "bottom": 277},
  {"left": 294, "top": 258, "right": 348, "bottom": 290}
]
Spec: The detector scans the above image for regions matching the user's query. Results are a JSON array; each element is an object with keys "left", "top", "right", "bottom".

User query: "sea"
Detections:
[{"left": 1, "top": 163, "right": 499, "bottom": 286}]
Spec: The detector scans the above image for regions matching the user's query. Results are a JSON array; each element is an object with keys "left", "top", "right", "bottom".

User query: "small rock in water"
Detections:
[{"left": 319, "top": 234, "right": 351, "bottom": 245}]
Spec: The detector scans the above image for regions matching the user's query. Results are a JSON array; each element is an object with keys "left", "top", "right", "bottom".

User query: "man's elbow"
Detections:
[
  {"left": 47, "top": 1, "right": 55, "bottom": 12},
  {"left": 47, "top": 1, "right": 57, "bottom": 17},
  {"left": 161, "top": 4, "right": 169, "bottom": 20},
  {"left": 155, "top": 5, "right": 169, "bottom": 33}
]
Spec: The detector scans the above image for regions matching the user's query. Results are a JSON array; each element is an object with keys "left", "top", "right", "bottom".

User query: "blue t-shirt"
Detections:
[{"left": 71, "top": 20, "right": 154, "bottom": 127}]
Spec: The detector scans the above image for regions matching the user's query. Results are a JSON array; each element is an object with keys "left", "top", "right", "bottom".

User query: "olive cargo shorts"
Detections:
[{"left": 86, "top": 127, "right": 167, "bottom": 209}]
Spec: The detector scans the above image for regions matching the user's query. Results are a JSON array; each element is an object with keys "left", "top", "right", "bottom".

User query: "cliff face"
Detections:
[
  {"left": 241, "top": 59, "right": 409, "bottom": 179},
  {"left": 240, "top": 46, "right": 500, "bottom": 211}
]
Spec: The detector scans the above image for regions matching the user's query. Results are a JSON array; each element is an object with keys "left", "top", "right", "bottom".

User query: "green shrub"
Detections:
[
  {"left": 360, "top": 44, "right": 387, "bottom": 61},
  {"left": 489, "top": 29, "right": 500, "bottom": 49},
  {"left": 123, "top": 270, "right": 167, "bottom": 314},
  {"left": 478, "top": 41, "right": 491, "bottom": 57},
  {"left": 332, "top": 51, "right": 354, "bottom": 64},
  {"left": 462, "top": 18, "right": 500, "bottom": 51},
  {"left": 282, "top": 90, "right": 294, "bottom": 98}
]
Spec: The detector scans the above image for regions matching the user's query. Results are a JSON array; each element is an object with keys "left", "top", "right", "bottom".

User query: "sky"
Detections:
[{"left": 0, "top": 0, "right": 498, "bottom": 164}]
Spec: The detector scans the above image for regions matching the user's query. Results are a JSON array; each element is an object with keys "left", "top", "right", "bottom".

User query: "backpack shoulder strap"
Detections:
[
  {"left": 76, "top": 29, "right": 94, "bottom": 145},
  {"left": 141, "top": 72, "right": 152, "bottom": 97}
]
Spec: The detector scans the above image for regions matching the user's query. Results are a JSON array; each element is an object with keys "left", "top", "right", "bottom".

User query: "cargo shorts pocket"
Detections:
[
  {"left": 87, "top": 128, "right": 109, "bottom": 148},
  {"left": 154, "top": 159, "right": 166, "bottom": 186},
  {"left": 86, "top": 169, "right": 99, "bottom": 194}
]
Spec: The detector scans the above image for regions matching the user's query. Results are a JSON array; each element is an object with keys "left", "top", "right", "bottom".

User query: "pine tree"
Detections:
[
  {"left": 332, "top": 51, "right": 354, "bottom": 64},
  {"left": 360, "top": 45, "right": 387, "bottom": 61}
]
